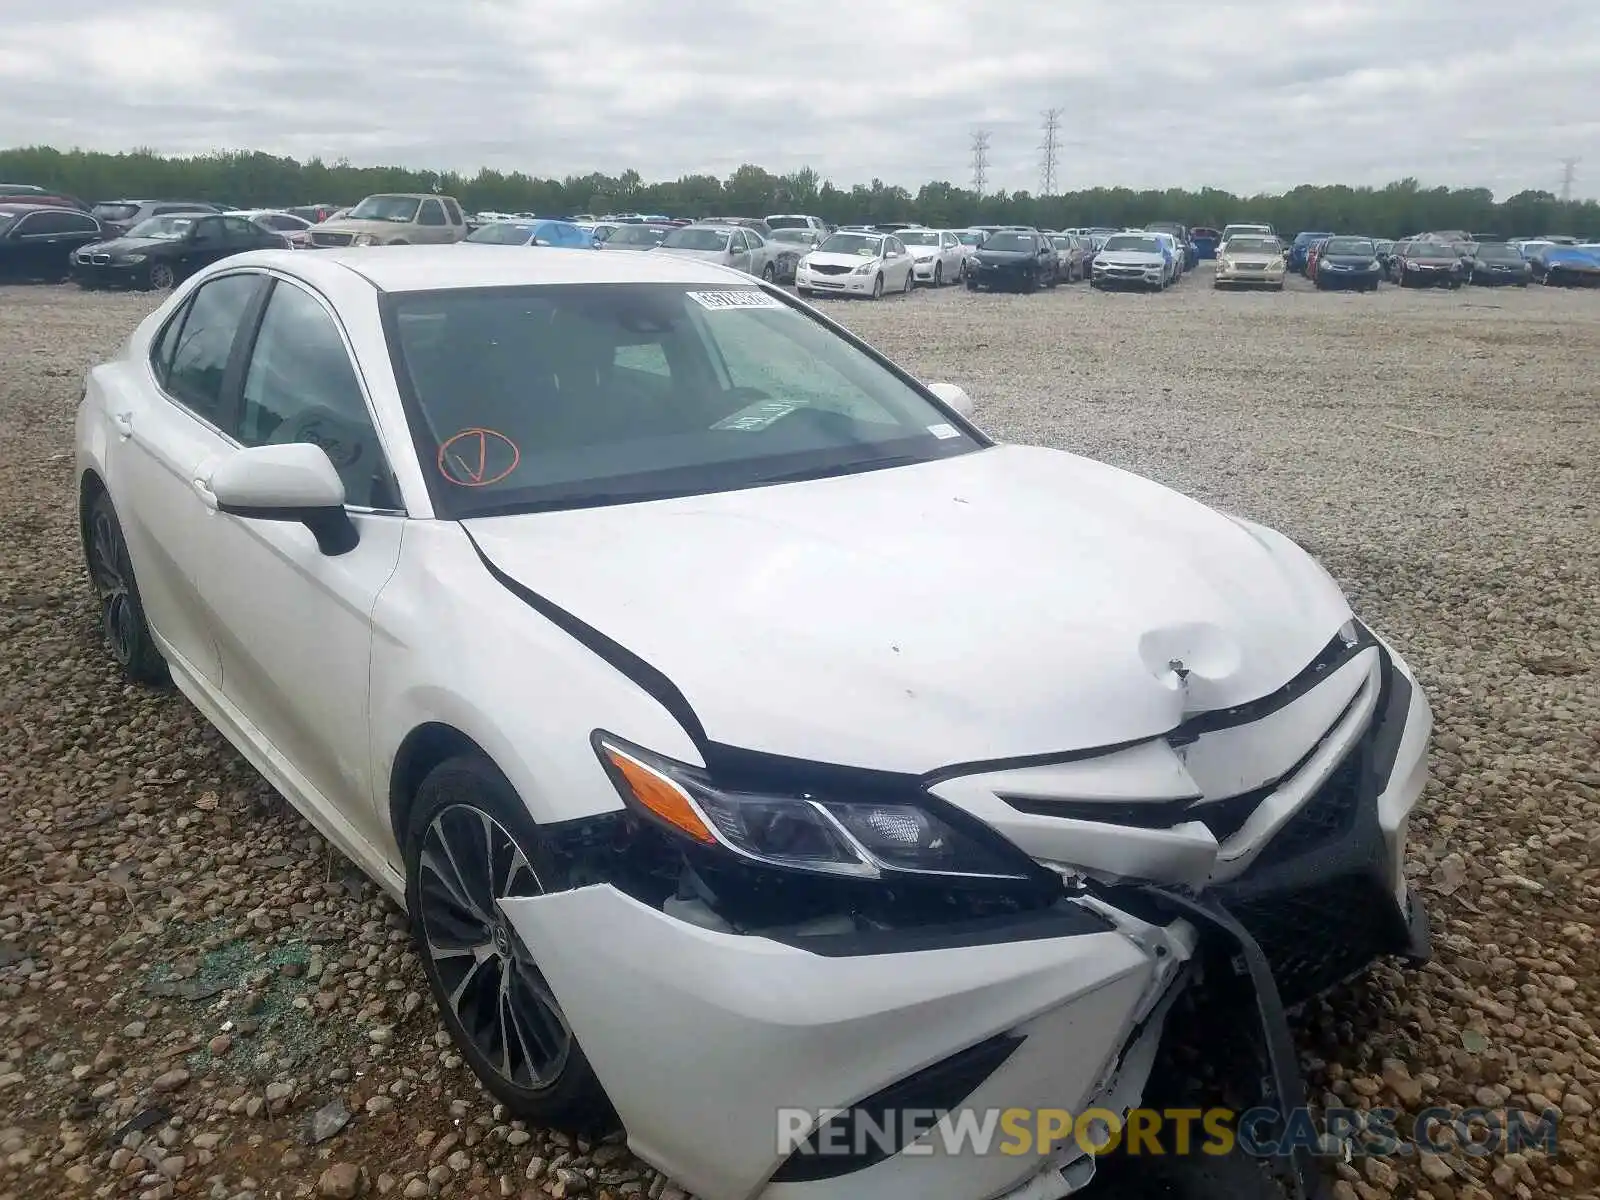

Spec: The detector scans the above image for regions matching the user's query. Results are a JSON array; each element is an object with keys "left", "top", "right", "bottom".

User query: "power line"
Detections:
[
  {"left": 1559, "top": 158, "right": 1579, "bottom": 203},
  {"left": 1039, "top": 109, "right": 1063, "bottom": 196},
  {"left": 970, "top": 129, "right": 991, "bottom": 195}
]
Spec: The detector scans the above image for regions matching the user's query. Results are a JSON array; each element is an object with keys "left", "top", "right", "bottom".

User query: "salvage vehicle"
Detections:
[
  {"left": 465, "top": 219, "right": 595, "bottom": 248},
  {"left": 896, "top": 227, "right": 968, "bottom": 286},
  {"left": 71, "top": 212, "right": 288, "bottom": 290},
  {"left": 1286, "top": 231, "right": 1333, "bottom": 274},
  {"left": 965, "top": 228, "right": 1059, "bottom": 292},
  {"left": 1465, "top": 241, "right": 1531, "bottom": 286},
  {"left": 1049, "top": 232, "right": 1088, "bottom": 281},
  {"left": 1311, "top": 236, "right": 1382, "bottom": 291},
  {"left": 598, "top": 223, "right": 677, "bottom": 251},
  {"left": 1212, "top": 234, "right": 1286, "bottom": 289},
  {"left": 309, "top": 193, "right": 469, "bottom": 247},
  {"left": 1528, "top": 242, "right": 1600, "bottom": 286},
  {"left": 1393, "top": 241, "right": 1465, "bottom": 288},
  {"left": 795, "top": 229, "right": 915, "bottom": 297},
  {"left": 90, "top": 198, "right": 223, "bottom": 238},
  {"left": 0, "top": 203, "right": 104, "bottom": 282},
  {"left": 1090, "top": 231, "right": 1170, "bottom": 290},
  {"left": 657, "top": 223, "right": 782, "bottom": 281},
  {"left": 76, "top": 245, "right": 1432, "bottom": 1200}
]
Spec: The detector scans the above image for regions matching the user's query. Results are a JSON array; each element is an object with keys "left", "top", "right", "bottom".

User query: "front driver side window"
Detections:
[{"left": 236, "top": 281, "right": 396, "bottom": 509}]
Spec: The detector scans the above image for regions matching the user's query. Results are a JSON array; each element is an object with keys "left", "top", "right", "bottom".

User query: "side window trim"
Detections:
[{"left": 241, "top": 271, "right": 408, "bottom": 514}]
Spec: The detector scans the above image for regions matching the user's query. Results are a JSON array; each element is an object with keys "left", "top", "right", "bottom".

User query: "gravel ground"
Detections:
[{"left": 1, "top": 268, "right": 1597, "bottom": 1200}]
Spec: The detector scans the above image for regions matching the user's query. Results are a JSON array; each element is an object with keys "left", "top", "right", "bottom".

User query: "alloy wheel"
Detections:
[
  {"left": 148, "top": 263, "right": 175, "bottom": 289},
  {"left": 417, "top": 804, "right": 572, "bottom": 1091},
  {"left": 87, "top": 505, "right": 137, "bottom": 668},
  {"left": 933, "top": 263, "right": 943, "bottom": 286}
]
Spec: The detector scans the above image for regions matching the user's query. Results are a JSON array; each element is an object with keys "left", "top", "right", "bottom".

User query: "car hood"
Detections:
[
  {"left": 1097, "top": 251, "right": 1165, "bottom": 266},
  {"left": 463, "top": 444, "right": 1351, "bottom": 774},
  {"left": 319, "top": 218, "right": 415, "bottom": 235},
  {"left": 82, "top": 236, "right": 175, "bottom": 256},
  {"left": 802, "top": 251, "right": 880, "bottom": 268}
]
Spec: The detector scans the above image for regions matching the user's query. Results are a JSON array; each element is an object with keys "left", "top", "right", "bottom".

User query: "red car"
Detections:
[{"left": 1304, "top": 237, "right": 1331, "bottom": 282}]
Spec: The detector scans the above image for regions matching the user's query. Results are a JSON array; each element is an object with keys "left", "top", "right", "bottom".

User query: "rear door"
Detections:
[
  {"left": 105, "top": 271, "right": 269, "bottom": 685},
  {"left": 417, "top": 198, "right": 449, "bottom": 244}
]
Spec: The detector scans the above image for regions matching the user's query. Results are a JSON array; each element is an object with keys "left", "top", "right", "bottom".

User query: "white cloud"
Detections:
[{"left": 0, "top": 0, "right": 1595, "bottom": 198}]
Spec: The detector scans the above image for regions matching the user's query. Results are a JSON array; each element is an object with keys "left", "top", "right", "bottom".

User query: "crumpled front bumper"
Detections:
[
  {"left": 796, "top": 267, "right": 877, "bottom": 295},
  {"left": 499, "top": 639, "right": 1432, "bottom": 1200},
  {"left": 502, "top": 887, "right": 1193, "bottom": 1200}
]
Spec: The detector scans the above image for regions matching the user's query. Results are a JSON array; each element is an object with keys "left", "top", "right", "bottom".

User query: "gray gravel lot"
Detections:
[{"left": 1, "top": 269, "right": 1597, "bottom": 1200}]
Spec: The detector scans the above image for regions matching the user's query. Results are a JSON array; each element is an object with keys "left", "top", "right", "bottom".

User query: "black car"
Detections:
[
  {"left": 1312, "top": 236, "right": 1382, "bottom": 291},
  {"left": 89, "top": 199, "right": 223, "bottom": 238},
  {"left": 965, "top": 229, "right": 1059, "bottom": 293},
  {"left": 72, "top": 212, "right": 289, "bottom": 291},
  {"left": 1392, "top": 241, "right": 1465, "bottom": 289},
  {"left": 1466, "top": 242, "right": 1531, "bottom": 287},
  {"left": 0, "top": 204, "right": 104, "bottom": 282}
]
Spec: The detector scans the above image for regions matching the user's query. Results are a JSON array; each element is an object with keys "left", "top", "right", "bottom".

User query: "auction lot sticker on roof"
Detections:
[{"left": 687, "top": 289, "right": 782, "bottom": 310}]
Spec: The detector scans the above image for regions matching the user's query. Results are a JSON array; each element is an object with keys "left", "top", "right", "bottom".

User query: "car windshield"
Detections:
[
  {"left": 1103, "top": 234, "right": 1160, "bottom": 252},
  {"left": 127, "top": 215, "right": 196, "bottom": 240},
  {"left": 956, "top": 232, "right": 983, "bottom": 245},
  {"left": 93, "top": 203, "right": 142, "bottom": 221},
  {"left": 1412, "top": 243, "right": 1456, "bottom": 259},
  {"left": 898, "top": 231, "right": 942, "bottom": 246},
  {"left": 608, "top": 225, "right": 671, "bottom": 246},
  {"left": 347, "top": 195, "right": 422, "bottom": 222},
  {"left": 981, "top": 232, "right": 1034, "bottom": 252},
  {"left": 383, "top": 283, "right": 981, "bottom": 519},
  {"left": 663, "top": 228, "right": 730, "bottom": 251},
  {"left": 1324, "top": 238, "right": 1374, "bottom": 255},
  {"left": 1228, "top": 236, "right": 1280, "bottom": 253},
  {"left": 765, "top": 216, "right": 811, "bottom": 230},
  {"left": 467, "top": 223, "right": 536, "bottom": 245},
  {"left": 818, "top": 233, "right": 884, "bottom": 256},
  {"left": 1476, "top": 243, "right": 1522, "bottom": 261}
]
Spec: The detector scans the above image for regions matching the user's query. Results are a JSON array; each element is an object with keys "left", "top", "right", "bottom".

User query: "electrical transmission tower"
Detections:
[
  {"left": 1559, "top": 158, "right": 1579, "bottom": 203},
  {"left": 970, "top": 130, "right": 991, "bottom": 194},
  {"left": 1040, "top": 109, "right": 1063, "bottom": 196}
]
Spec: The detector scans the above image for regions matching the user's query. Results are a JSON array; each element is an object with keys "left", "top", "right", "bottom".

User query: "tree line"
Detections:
[{"left": 3, "top": 145, "right": 1596, "bottom": 239}]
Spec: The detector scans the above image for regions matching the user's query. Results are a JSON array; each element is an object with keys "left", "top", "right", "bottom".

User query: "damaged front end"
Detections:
[{"left": 499, "top": 626, "right": 1433, "bottom": 1200}]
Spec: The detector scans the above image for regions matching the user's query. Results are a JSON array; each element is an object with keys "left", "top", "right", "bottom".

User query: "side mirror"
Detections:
[
  {"left": 207, "top": 443, "right": 359, "bottom": 556},
  {"left": 926, "top": 381, "right": 975, "bottom": 419}
]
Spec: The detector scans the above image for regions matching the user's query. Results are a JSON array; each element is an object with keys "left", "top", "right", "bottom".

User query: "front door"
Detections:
[{"left": 196, "top": 274, "right": 404, "bottom": 846}]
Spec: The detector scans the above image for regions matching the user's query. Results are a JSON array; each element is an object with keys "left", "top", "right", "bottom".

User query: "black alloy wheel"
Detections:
[
  {"left": 83, "top": 491, "right": 167, "bottom": 684},
  {"left": 406, "top": 756, "right": 612, "bottom": 1128}
]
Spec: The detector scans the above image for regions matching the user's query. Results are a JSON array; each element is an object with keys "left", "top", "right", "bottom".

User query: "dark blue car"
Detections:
[
  {"left": 1289, "top": 231, "right": 1333, "bottom": 273},
  {"left": 1313, "top": 236, "right": 1382, "bottom": 291}
]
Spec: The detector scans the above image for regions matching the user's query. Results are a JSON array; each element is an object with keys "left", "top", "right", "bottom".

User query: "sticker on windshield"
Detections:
[
  {"left": 927, "top": 423, "right": 960, "bottom": 440},
  {"left": 712, "top": 401, "right": 797, "bottom": 431},
  {"left": 686, "top": 289, "right": 783, "bottom": 310}
]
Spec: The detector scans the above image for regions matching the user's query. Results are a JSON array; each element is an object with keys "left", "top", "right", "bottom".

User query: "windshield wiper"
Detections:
[{"left": 753, "top": 454, "right": 933, "bottom": 487}]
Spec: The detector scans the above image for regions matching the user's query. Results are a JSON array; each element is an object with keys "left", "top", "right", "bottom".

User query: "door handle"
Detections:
[
  {"left": 192, "top": 477, "right": 218, "bottom": 510},
  {"left": 111, "top": 410, "right": 134, "bottom": 437}
]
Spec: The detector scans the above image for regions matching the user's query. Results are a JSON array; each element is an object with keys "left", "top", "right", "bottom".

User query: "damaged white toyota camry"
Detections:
[{"left": 76, "top": 246, "right": 1431, "bottom": 1200}]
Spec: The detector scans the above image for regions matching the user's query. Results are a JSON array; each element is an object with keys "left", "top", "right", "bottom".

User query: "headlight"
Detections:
[
  {"left": 121, "top": 254, "right": 146, "bottom": 264},
  {"left": 352, "top": 233, "right": 376, "bottom": 246},
  {"left": 853, "top": 261, "right": 875, "bottom": 274},
  {"left": 797, "top": 257, "right": 811, "bottom": 269},
  {"left": 596, "top": 735, "right": 1035, "bottom": 881},
  {"left": 1218, "top": 257, "right": 1233, "bottom": 270}
]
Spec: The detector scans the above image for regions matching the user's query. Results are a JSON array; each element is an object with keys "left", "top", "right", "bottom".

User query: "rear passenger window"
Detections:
[
  {"left": 163, "top": 274, "right": 261, "bottom": 423},
  {"left": 441, "top": 198, "right": 463, "bottom": 225},
  {"left": 418, "top": 199, "right": 446, "bottom": 227}
]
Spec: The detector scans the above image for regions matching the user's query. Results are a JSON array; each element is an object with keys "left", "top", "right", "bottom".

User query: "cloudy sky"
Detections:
[{"left": 1, "top": 0, "right": 1596, "bottom": 198}]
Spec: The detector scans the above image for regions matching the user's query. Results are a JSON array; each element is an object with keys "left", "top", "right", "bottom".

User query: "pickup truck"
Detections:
[{"left": 308, "top": 193, "right": 468, "bottom": 247}]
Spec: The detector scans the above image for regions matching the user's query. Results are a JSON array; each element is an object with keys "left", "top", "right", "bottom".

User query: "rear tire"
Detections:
[
  {"left": 405, "top": 755, "right": 615, "bottom": 1132},
  {"left": 82, "top": 490, "right": 168, "bottom": 686}
]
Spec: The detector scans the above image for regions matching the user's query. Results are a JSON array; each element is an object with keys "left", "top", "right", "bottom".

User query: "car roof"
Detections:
[
  {"left": 226, "top": 244, "right": 753, "bottom": 292},
  {"left": 0, "top": 202, "right": 88, "bottom": 216}
]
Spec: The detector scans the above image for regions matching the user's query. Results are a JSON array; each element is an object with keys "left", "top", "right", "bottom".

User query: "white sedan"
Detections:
[
  {"left": 76, "top": 245, "right": 1432, "bottom": 1200},
  {"left": 794, "top": 229, "right": 915, "bottom": 298},
  {"left": 895, "top": 227, "right": 969, "bottom": 286}
]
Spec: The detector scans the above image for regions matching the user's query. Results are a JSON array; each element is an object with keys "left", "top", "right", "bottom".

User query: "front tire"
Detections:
[
  {"left": 761, "top": 263, "right": 775, "bottom": 282},
  {"left": 146, "top": 262, "right": 175, "bottom": 290},
  {"left": 933, "top": 262, "right": 943, "bottom": 287},
  {"left": 82, "top": 490, "right": 168, "bottom": 685},
  {"left": 871, "top": 273, "right": 884, "bottom": 299},
  {"left": 902, "top": 268, "right": 913, "bottom": 295},
  {"left": 406, "top": 755, "right": 613, "bottom": 1131}
]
